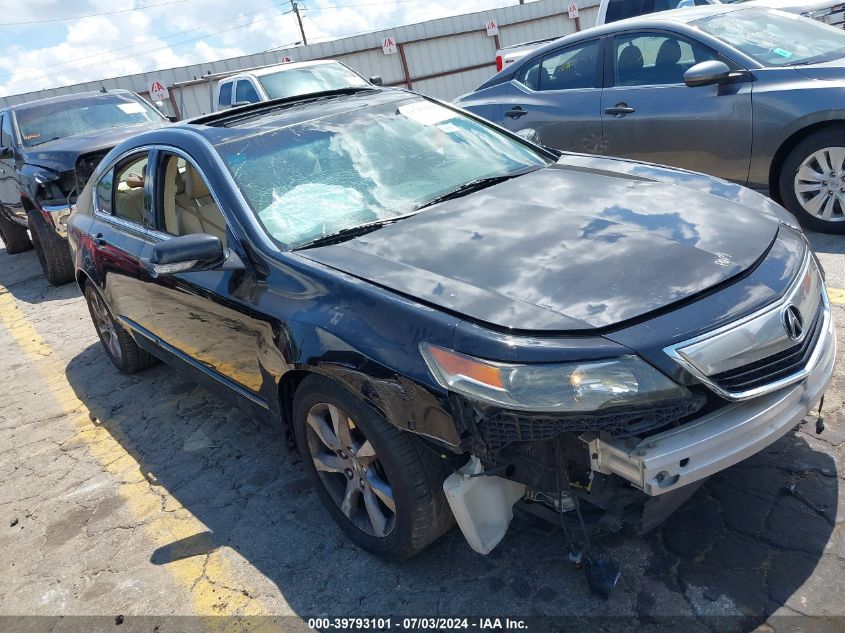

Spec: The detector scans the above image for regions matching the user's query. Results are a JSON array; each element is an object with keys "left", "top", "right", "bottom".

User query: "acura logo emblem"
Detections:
[{"left": 783, "top": 305, "right": 804, "bottom": 342}]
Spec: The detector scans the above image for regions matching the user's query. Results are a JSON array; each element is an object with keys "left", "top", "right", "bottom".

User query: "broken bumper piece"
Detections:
[{"left": 585, "top": 310, "right": 836, "bottom": 496}]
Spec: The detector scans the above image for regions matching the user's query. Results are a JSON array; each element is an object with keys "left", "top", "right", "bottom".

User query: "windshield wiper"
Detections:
[
  {"left": 294, "top": 212, "right": 419, "bottom": 250},
  {"left": 416, "top": 167, "right": 540, "bottom": 210}
]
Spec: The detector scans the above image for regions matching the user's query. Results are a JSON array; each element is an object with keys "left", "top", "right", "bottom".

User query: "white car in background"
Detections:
[
  {"left": 214, "top": 59, "right": 382, "bottom": 111},
  {"left": 494, "top": 0, "right": 845, "bottom": 74}
]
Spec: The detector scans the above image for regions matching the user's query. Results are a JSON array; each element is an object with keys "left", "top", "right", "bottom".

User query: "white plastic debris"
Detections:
[{"left": 443, "top": 456, "right": 526, "bottom": 555}]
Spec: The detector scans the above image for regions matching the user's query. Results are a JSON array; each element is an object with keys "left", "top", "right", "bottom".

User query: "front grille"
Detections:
[
  {"left": 476, "top": 395, "right": 706, "bottom": 453},
  {"left": 711, "top": 302, "right": 824, "bottom": 394}
]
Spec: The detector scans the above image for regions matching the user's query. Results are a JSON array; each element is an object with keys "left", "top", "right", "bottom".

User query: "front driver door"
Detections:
[
  {"left": 600, "top": 31, "right": 752, "bottom": 183},
  {"left": 500, "top": 38, "right": 605, "bottom": 154},
  {"left": 135, "top": 149, "right": 274, "bottom": 408}
]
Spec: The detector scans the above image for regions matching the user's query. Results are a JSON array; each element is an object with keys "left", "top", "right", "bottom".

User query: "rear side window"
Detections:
[
  {"left": 235, "top": 80, "right": 260, "bottom": 104},
  {"left": 218, "top": 81, "right": 232, "bottom": 108},
  {"left": 113, "top": 154, "right": 149, "bottom": 225},
  {"left": 517, "top": 40, "right": 601, "bottom": 91},
  {"left": 96, "top": 170, "right": 114, "bottom": 215}
]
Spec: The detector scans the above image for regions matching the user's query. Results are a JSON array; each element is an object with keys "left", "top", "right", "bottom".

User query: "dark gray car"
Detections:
[{"left": 456, "top": 5, "right": 845, "bottom": 233}]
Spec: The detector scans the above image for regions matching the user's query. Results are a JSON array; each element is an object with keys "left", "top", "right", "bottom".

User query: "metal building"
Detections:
[{"left": 0, "top": 0, "right": 600, "bottom": 118}]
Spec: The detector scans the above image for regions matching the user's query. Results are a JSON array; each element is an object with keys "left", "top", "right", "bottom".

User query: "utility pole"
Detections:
[{"left": 292, "top": 0, "right": 308, "bottom": 45}]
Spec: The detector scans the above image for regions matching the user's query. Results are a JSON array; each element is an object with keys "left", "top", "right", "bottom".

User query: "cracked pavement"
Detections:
[{"left": 0, "top": 232, "right": 843, "bottom": 632}]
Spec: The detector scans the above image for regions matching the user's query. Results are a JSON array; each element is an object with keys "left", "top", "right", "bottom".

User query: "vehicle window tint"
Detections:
[
  {"left": 0, "top": 113, "right": 12, "bottom": 148},
  {"left": 96, "top": 169, "right": 114, "bottom": 215},
  {"left": 159, "top": 153, "right": 227, "bottom": 247},
  {"left": 530, "top": 41, "right": 600, "bottom": 91},
  {"left": 218, "top": 82, "right": 232, "bottom": 108},
  {"left": 113, "top": 155, "right": 148, "bottom": 225},
  {"left": 235, "top": 80, "right": 260, "bottom": 104},
  {"left": 606, "top": 0, "right": 638, "bottom": 23},
  {"left": 614, "top": 33, "right": 717, "bottom": 86}
]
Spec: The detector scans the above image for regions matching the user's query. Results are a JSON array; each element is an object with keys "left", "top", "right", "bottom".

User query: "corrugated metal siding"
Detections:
[{"left": 0, "top": 0, "right": 600, "bottom": 114}]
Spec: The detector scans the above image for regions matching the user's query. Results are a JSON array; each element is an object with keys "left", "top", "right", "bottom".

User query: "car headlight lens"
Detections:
[{"left": 421, "top": 343, "right": 689, "bottom": 412}]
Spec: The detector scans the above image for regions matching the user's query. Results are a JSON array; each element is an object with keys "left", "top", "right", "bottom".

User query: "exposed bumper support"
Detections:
[{"left": 586, "top": 311, "right": 836, "bottom": 496}]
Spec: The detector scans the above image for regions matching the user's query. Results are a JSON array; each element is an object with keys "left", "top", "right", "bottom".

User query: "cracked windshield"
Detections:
[
  {"left": 695, "top": 8, "right": 845, "bottom": 66},
  {"left": 15, "top": 94, "right": 163, "bottom": 147},
  {"left": 214, "top": 97, "right": 549, "bottom": 249}
]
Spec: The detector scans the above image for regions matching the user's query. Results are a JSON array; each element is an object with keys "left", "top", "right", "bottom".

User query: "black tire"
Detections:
[
  {"left": 83, "top": 281, "right": 156, "bottom": 374},
  {"left": 27, "top": 210, "right": 74, "bottom": 285},
  {"left": 293, "top": 374, "right": 455, "bottom": 560},
  {"left": 779, "top": 128, "right": 845, "bottom": 234},
  {"left": 0, "top": 211, "right": 32, "bottom": 254}
]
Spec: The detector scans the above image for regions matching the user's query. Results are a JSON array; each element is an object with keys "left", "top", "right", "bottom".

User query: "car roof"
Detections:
[
  {"left": 220, "top": 59, "right": 344, "bottom": 81},
  {"left": 185, "top": 88, "right": 412, "bottom": 136},
  {"left": 8, "top": 89, "right": 137, "bottom": 112}
]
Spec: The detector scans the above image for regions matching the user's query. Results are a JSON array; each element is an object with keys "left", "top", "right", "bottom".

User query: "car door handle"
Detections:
[
  {"left": 505, "top": 107, "right": 528, "bottom": 119},
  {"left": 94, "top": 232, "right": 109, "bottom": 247},
  {"left": 605, "top": 104, "right": 636, "bottom": 117}
]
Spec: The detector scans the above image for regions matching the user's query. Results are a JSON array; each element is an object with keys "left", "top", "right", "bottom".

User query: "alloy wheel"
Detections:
[
  {"left": 794, "top": 147, "right": 845, "bottom": 223},
  {"left": 305, "top": 402, "right": 396, "bottom": 537},
  {"left": 89, "top": 290, "right": 122, "bottom": 363}
]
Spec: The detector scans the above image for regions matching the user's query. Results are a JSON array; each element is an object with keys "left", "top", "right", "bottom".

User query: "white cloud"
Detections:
[{"left": 0, "top": 0, "right": 531, "bottom": 97}]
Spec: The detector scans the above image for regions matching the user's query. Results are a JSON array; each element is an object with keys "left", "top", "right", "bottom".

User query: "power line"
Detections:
[{"left": 0, "top": 0, "right": 194, "bottom": 26}]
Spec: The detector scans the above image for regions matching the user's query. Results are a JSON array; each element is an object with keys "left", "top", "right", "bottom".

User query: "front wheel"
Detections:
[
  {"left": 292, "top": 375, "right": 454, "bottom": 560},
  {"left": 27, "top": 210, "right": 74, "bottom": 284},
  {"left": 779, "top": 129, "right": 845, "bottom": 234}
]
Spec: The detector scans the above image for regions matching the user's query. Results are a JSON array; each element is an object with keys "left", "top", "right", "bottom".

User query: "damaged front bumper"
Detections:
[{"left": 585, "top": 304, "right": 836, "bottom": 496}]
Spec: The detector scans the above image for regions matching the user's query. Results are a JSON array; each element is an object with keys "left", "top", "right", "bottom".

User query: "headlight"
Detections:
[{"left": 420, "top": 343, "right": 689, "bottom": 413}]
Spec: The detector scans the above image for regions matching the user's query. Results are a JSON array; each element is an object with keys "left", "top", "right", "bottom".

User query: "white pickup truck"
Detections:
[{"left": 494, "top": 0, "right": 845, "bottom": 72}]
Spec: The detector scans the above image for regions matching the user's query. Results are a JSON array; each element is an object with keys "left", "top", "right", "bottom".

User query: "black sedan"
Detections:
[{"left": 68, "top": 88, "right": 835, "bottom": 560}]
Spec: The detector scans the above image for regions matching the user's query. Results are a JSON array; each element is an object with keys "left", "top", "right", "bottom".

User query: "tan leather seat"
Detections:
[{"left": 163, "top": 157, "right": 227, "bottom": 247}]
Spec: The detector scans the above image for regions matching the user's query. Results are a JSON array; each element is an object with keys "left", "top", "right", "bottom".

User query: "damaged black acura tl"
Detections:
[{"left": 67, "top": 88, "right": 836, "bottom": 561}]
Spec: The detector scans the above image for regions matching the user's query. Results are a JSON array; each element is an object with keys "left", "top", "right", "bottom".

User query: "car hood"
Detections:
[
  {"left": 794, "top": 59, "right": 845, "bottom": 81},
  {"left": 22, "top": 122, "right": 167, "bottom": 172},
  {"left": 300, "top": 163, "right": 779, "bottom": 332}
]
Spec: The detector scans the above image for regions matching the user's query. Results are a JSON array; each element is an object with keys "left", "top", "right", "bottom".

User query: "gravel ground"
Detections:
[{"left": 0, "top": 232, "right": 843, "bottom": 633}]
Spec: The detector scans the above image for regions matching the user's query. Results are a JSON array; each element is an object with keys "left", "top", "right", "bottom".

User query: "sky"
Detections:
[{"left": 0, "top": 0, "right": 528, "bottom": 97}]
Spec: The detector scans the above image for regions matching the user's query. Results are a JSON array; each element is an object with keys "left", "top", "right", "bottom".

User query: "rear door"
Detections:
[
  {"left": 89, "top": 151, "right": 153, "bottom": 325},
  {"left": 499, "top": 38, "right": 605, "bottom": 153},
  {"left": 600, "top": 30, "right": 752, "bottom": 183}
]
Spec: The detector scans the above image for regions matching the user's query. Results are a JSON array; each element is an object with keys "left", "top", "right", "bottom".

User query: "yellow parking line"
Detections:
[
  {"left": 0, "top": 287, "right": 275, "bottom": 622},
  {"left": 828, "top": 287, "right": 845, "bottom": 306}
]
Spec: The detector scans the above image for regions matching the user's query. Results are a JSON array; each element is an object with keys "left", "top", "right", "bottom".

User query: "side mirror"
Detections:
[
  {"left": 146, "top": 233, "right": 231, "bottom": 276},
  {"left": 684, "top": 60, "right": 732, "bottom": 88},
  {"left": 368, "top": 75, "right": 383, "bottom": 86},
  {"left": 0, "top": 145, "right": 12, "bottom": 160}
]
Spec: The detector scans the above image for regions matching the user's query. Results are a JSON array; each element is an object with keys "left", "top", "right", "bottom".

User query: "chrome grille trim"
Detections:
[{"left": 664, "top": 253, "right": 832, "bottom": 401}]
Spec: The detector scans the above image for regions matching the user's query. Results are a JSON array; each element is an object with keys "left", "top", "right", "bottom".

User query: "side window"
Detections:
[
  {"left": 606, "top": 0, "right": 638, "bottom": 23},
  {"left": 96, "top": 169, "right": 114, "bottom": 215},
  {"left": 518, "top": 40, "right": 601, "bottom": 91},
  {"left": 235, "top": 80, "right": 260, "bottom": 104},
  {"left": 0, "top": 113, "right": 12, "bottom": 148},
  {"left": 159, "top": 153, "right": 227, "bottom": 247},
  {"left": 218, "top": 81, "right": 233, "bottom": 108},
  {"left": 614, "top": 33, "right": 718, "bottom": 87},
  {"left": 113, "top": 155, "right": 149, "bottom": 224}
]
